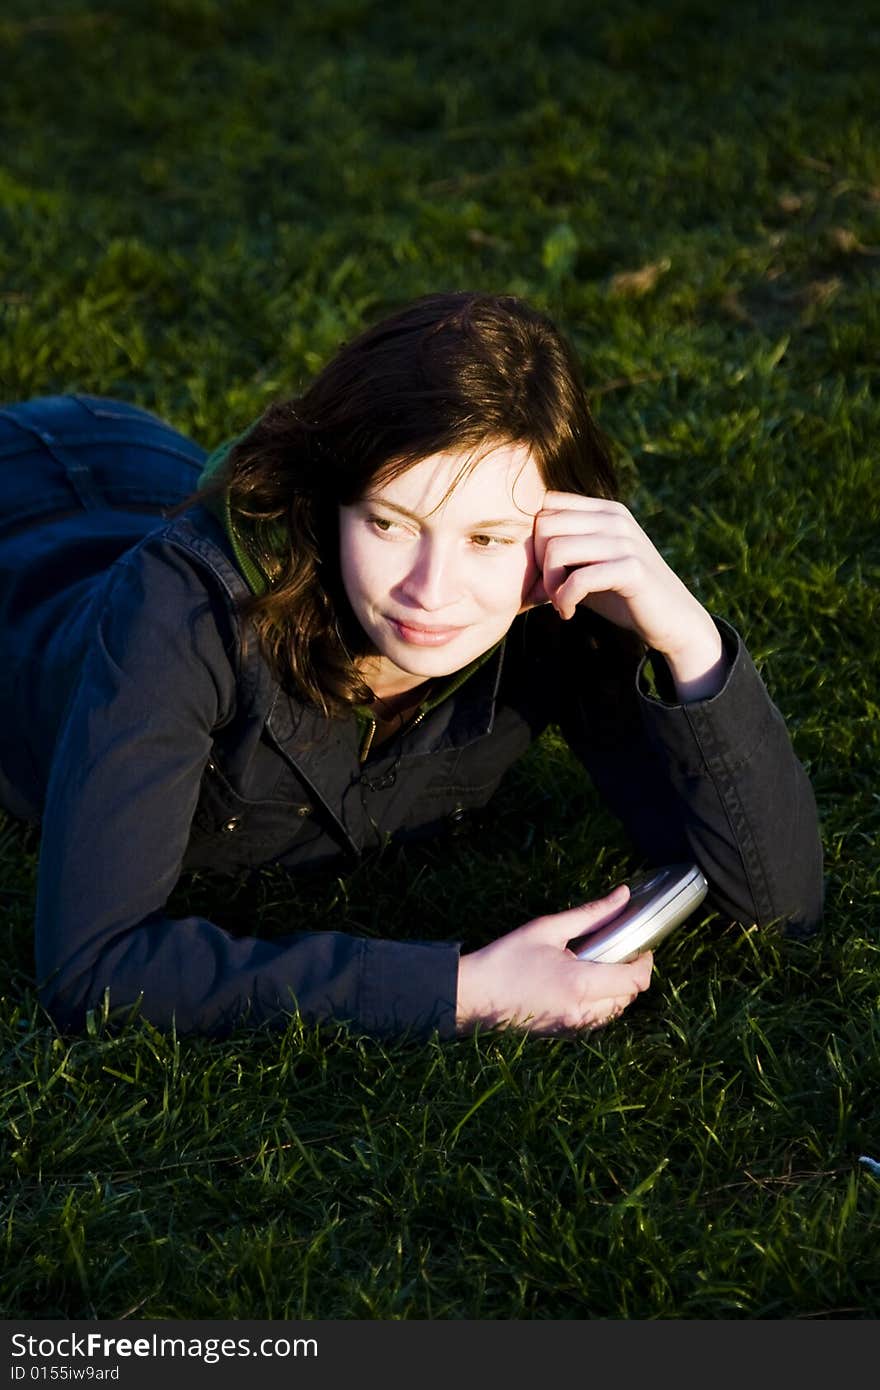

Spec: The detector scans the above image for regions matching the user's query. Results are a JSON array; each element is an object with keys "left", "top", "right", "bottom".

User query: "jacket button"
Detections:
[
  {"left": 449, "top": 806, "right": 465, "bottom": 824},
  {"left": 295, "top": 805, "right": 311, "bottom": 818},
  {"left": 222, "top": 816, "right": 241, "bottom": 833}
]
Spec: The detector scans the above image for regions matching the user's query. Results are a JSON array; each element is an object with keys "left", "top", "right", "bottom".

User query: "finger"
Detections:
[
  {"left": 518, "top": 569, "right": 551, "bottom": 612},
  {"left": 536, "top": 886, "right": 630, "bottom": 948},
  {"left": 531, "top": 992, "right": 637, "bottom": 1036},
  {"left": 585, "top": 995, "right": 635, "bottom": 1026},
  {"left": 572, "top": 889, "right": 636, "bottom": 940},
  {"left": 533, "top": 508, "right": 632, "bottom": 570},
  {"left": 541, "top": 491, "right": 630, "bottom": 516},
  {"left": 554, "top": 556, "right": 643, "bottom": 619},
  {"left": 578, "top": 954, "right": 654, "bottom": 998},
  {"left": 586, "top": 1000, "right": 633, "bottom": 1023},
  {"left": 630, "top": 950, "right": 653, "bottom": 989},
  {"left": 541, "top": 534, "right": 623, "bottom": 607},
  {"left": 535, "top": 506, "right": 630, "bottom": 538}
]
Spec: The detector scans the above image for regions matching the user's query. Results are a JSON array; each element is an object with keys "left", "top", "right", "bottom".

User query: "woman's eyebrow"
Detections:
[
  {"left": 469, "top": 516, "right": 536, "bottom": 531},
  {"left": 365, "top": 498, "right": 535, "bottom": 529}
]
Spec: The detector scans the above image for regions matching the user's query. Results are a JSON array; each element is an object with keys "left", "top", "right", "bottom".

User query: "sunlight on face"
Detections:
[{"left": 338, "top": 441, "right": 545, "bottom": 698}]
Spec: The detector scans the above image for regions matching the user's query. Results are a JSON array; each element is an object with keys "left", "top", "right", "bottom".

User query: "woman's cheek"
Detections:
[{"left": 474, "top": 550, "right": 534, "bottom": 620}]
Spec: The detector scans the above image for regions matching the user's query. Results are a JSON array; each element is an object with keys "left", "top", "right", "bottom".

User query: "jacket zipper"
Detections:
[
  {"left": 359, "top": 708, "right": 427, "bottom": 765},
  {"left": 359, "top": 718, "right": 377, "bottom": 764}
]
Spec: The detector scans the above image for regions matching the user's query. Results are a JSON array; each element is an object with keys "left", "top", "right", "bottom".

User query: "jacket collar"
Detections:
[
  {"left": 198, "top": 430, "right": 284, "bottom": 595},
  {"left": 397, "top": 639, "right": 505, "bottom": 756},
  {"left": 269, "top": 635, "right": 506, "bottom": 766}
]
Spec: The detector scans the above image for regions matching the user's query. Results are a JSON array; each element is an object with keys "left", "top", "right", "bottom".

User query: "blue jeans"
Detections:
[
  {"left": 0, "top": 393, "right": 206, "bottom": 535},
  {"left": 0, "top": 394, "right": 207, "bottom": 820}
]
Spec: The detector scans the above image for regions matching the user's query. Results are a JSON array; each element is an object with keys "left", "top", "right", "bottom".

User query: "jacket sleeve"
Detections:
[
  {"left": 35, "top": 539, "right": 460, "bottom": 1038},
  {"left": 553, "top": 612, "right": 824, "bottom": 935}
]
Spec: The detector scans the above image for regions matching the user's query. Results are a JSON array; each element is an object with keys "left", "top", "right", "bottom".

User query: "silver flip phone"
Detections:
[{"left": 573, "top": 863, "right": 708, "bottom": 964}]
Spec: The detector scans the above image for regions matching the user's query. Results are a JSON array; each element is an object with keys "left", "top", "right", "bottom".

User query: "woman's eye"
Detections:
[
  {"left": 368, "top": 515, "right": 397, "bottom": 533},
  {"left": 471, "top": 534, "right": 514, "bottom": 548}
]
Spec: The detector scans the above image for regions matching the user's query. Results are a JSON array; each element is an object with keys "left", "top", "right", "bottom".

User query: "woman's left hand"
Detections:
[{"left": 522, "top": 491, "right": 727, "bottom": 698}]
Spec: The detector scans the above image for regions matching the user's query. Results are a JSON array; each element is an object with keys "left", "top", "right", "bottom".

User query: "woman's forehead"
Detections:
[{"left": 366, "top": 442, "right": 545, "bottom": 520}]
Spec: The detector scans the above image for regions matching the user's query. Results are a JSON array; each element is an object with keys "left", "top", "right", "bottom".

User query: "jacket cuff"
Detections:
[
  {"left": 359, "top": 937, "right": 461, "bottom": 1040},
  {"left": 635, "top": 617, "right": 778, "bottom": 776}
]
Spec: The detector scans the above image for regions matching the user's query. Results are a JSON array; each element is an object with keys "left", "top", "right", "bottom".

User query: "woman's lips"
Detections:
[{"left": 387, "top": 617, "right": 465, "bottom": 646}]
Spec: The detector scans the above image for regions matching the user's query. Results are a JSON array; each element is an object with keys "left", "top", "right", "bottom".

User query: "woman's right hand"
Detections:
[{"left": 455, "top": 884, "right": 653, "bottom": 1035}]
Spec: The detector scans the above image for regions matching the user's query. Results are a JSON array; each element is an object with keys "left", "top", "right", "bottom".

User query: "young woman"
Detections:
[{"left": 0, "top": 292, "right": 823, "bottom": 1039}]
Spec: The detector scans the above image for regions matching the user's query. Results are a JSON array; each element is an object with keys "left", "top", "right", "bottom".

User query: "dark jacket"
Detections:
[{"left": 0, "top": 400, "right": 824, "bottom": 1039}]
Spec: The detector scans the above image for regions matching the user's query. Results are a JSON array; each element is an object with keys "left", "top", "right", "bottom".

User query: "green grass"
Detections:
[{"left": 1, "top": 0, "right": 879, "bottom": 1319}]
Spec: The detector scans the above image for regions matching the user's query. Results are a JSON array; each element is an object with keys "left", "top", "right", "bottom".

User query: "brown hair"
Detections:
[{"left": 188, "top": 291, "right": 620, "bottom": 715}]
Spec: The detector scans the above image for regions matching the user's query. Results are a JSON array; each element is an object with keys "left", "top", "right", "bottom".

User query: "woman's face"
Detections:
[{"left": 338, "top": 441, "right": 546, "bottom": 693}]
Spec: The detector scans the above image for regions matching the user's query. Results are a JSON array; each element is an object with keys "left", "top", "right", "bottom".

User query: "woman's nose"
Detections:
[{"left": 399, "top": 540, "right": 460, "bottom": 611}]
